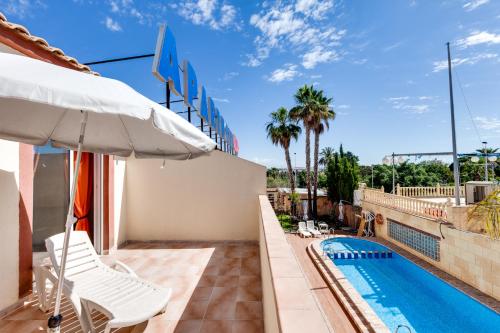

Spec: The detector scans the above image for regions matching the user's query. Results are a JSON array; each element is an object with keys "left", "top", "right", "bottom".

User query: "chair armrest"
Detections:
[{"left": 110, "top": 260, "right": 138, "bottom": 277}]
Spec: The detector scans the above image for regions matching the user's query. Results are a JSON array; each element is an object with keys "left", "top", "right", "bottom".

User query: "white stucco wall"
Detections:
[
  {"left": 113, "top": 159, "right": 127, "bottom": 248},
  {"left": 0, "top": 139, "right": 20, "bottom": 311},
  {"left": 118, "top": 151, "right": 266, "bottom": 242}
]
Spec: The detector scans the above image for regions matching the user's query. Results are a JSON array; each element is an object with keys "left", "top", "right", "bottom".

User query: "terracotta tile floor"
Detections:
[{"left": 0, "top": 241, "right": 263, "bottom": 333}]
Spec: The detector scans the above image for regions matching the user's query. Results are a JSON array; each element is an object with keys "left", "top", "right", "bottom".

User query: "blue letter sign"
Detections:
[
  {"left": 152, "top": 24, "right": 182, "bottom": 96},
  {"left": 218, "top": 115, "right": 225, "bottom": 139},
  {"left": 197, "top": 86, "right": 209, "bottom": 123},
  {"left": 183, "top": 60, "right": 198, "bottom": 109},
  {"left": 208, "top": 97, "right": 217, "bottom": 129}
]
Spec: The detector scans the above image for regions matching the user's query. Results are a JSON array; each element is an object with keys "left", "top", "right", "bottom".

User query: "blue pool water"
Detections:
[{"left": 322, "top": 237, "right": 500, "bottom": 333}]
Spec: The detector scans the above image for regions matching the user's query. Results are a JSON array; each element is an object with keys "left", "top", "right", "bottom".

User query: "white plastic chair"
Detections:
[
  {"left": 298, "top": 222, "right": 312, "bottom": 238},
  {"left": 306, "top": 220, "right": 321, "bottom": 237},
  {"left": 37, "top": 231, "right": 171, "bottom": 333}
]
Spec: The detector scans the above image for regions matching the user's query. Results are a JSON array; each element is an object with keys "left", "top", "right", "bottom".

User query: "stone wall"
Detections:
[{"left": 362, "top": 200, "right": 500, "bottom": 300}]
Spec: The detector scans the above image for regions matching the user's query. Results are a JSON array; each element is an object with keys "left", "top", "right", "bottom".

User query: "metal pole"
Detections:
[
  {"left": 48, "top": 111, "right": 88, "bottom": 332},
  {"left": 188, "top": 106, "right": 191, "bottom": 123},
  {"left": 392, "top": 153, "right": 395, "bottom": 194},
  {"left": 83, "top": 53, "right": 154, "bottom": 66},
  {"left": 483, "top": 141, "right": 488, "bottom": 181},
  {"left": 371, "top": 165, "right": 374, "bottom": 188},
  {"left": 447, "top": 42, "right": 461, "bottom": 206},
  {"left": 166, "top": 83, "right": 171, "bottom": 109},
  {"left": 201, "top": 119, "right": 204, "bottom": 132}
]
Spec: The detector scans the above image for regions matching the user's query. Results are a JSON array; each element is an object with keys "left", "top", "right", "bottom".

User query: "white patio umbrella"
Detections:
[{"left": 0, "top": 53, "right": 216, "bottom": 332}]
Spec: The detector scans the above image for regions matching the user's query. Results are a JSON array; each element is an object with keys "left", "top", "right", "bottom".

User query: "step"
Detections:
[{"left": 328, "top": 250, "right": 393, "bottom": 260}]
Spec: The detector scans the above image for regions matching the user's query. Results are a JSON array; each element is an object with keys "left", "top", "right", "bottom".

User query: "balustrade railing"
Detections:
[
  {"left": 396, "top": 184, "right": 464, "bottom": 198},
  {"left": 362, "top": 188, "right": 449, "bottom": 220}
]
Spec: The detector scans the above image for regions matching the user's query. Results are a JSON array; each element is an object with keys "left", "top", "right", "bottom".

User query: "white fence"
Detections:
[
  {"left": 396, "top": 184, "right": 465, "bottom": 198},
  {"left": 363, "top": 188, "right": 449, "bottom": 220}
]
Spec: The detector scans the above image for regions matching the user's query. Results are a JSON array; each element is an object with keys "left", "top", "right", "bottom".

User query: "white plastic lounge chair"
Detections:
[
  {"left": 298, "top": 222, "right": 312, "bottom": 238},
  {"left": 36, "top": 231, "right": 171, "bottom": 333},
  {"left": 306, "top": 220, "right": 322, "bottom": 237}
]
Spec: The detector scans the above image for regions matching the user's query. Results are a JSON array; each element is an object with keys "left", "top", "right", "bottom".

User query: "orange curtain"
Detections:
[{"left": 73, "top": 152, "right": 93, "bottom": 238}]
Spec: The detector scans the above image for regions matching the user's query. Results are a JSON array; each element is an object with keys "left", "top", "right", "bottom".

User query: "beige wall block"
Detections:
[
  {"left": 123, "top": 151, "right": 266, "bottom": 241},
  {"left": 0, "top": 139, "right": 20, "bottom": 311}
]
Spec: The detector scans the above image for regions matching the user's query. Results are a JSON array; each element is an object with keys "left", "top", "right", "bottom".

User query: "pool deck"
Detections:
[{"left": 285, "top": 234, "right": 359, "bottom": 333}]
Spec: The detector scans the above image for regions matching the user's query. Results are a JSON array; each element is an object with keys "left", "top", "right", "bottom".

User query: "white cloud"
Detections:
[
  {"left": 212, "top": 97, "right": 230, "bottom": 103},
  {"left": 382, "top": 41, "right": 403, "bottom": 52},
  {"left": 456, "top": 31, "right": 500, "bottom": 48},
  {"left": 385, "top": 96, "right": 431, "bottom": 114},
  {"left": 104, "top": 16, "right": 122, "bottom": 32},
  {"left": 106, "top": 0, "right": 150, "bottom": 25},
  {"left": 302, "top": 45, "right": 340, "bottom": 69},
  {"left": 2, "top": 0, "right": 43, "bottom": 18},
  {"left": 295, "top": 0, "right": 334, "bottom": 20},
  {"left": 246, "top": 1, "right": 345, "bottom": 68},
  {"left": 387, "top": 96, "right": 409, "bottom": 102},
  {"left": 267, "top": 64, "right": 300, "bottom": 83},
  {"left": 352, "top": 58, "right": 368, "bottom": 65},
  {"left": 432, "top": 53, "right": 497, "bottom": 72},
  {"left": 337, "top": 104, "right": 351, "bottom": 109},
  {"left": 222, "top": 71, "right": 239, "bottom": 80},
  {"left": 463, "top": 0, "right": 489, "bottom": 11},
  {"left": 176, "top": 0, "right": 238, "bottom": 30},
  {"left": 474, "top": 116, "right": 500, "bottom": 131},
  {"left": 243, "top": 55, "right": 262, "bottom": 67},
  {"left": 310, "top": 74, "right": 322, "bottom": 79}
]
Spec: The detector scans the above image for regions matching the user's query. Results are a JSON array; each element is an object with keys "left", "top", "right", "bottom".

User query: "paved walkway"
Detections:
[{"left": 286, "top": 234, "right": 359, "bottom": 333}]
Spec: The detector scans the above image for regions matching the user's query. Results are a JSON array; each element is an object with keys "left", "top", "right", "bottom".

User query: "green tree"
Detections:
[
  {"left": 266, "top": 107, "right": 301, "bottom": 214},
  {"left": 266, "top": 168, "right": 290, "bottom": 188},
  {"left": 319, "top": 147, "right": 335, "bottom": 167},
  {"left": 325, "top": 145, "right": 360, "bottom": 203}
]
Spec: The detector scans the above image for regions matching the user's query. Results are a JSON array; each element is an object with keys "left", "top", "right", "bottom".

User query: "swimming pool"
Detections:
[{"left": 322, "top": 237, "right": 500, "bottom": 333}]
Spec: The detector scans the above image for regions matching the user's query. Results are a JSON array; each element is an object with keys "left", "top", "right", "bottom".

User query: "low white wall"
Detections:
[
  {"left": 0, "top": 139, "right": 19, "bottom": 311},
  {"left": 121, "top": 151, "right": 266, "bottom": 242}
]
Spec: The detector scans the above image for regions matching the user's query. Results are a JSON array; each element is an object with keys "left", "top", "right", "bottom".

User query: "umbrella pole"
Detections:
[{"left": 48, "top": 111, "right": 88, "bottom": 333}]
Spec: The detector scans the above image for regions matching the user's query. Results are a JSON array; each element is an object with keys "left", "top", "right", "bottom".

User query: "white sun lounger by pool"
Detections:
[
  {"left": 306, "top": 220, "right": 322, "bottom": 237},
  {"left": 298, "top": 222, "right": 312, "bottom": 238},
  {"left": 36, "top": 231, "right": 171, "bottom": 333}
]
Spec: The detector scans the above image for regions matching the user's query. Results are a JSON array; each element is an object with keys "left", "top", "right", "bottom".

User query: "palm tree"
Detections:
[
  {"left": 475, "top": 147, "right": 498, "bottom": 154},
  {"left": 319, "top": 147, "right": 334, "bottom": 167},
  {"left": 266, "top": 107, "right": 301, "bottom": 215},
  {"left": 290, "top": 85, "right": 316, "bottom": 218},
  {"left": 468, "top": 189, "right": 500, "bottom": 239},
  {"left": 311, "top": 91, "right": 335, "bottom": 218}
]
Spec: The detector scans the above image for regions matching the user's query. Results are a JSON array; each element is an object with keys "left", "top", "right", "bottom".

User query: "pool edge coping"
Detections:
[{"left": 309, "top": 238, "right": 391, "bottom": 333}]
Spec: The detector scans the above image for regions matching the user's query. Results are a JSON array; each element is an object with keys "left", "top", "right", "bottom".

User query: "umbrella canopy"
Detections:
[
  {"left": 0, "top": 52, "right": 215, "bottom": 158},
  {"left": 0, "top": 52, "right": 216, "bottom": 332}
]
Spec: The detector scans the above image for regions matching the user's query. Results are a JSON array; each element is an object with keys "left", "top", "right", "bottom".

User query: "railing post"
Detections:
[{"left": 396, "top": 183, "right": 401, "bottom": 196}]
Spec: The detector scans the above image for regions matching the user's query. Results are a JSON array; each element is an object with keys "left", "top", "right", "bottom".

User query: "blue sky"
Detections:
[{"left": 2, "top": 0, "right": 500, "bottom": 167}]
